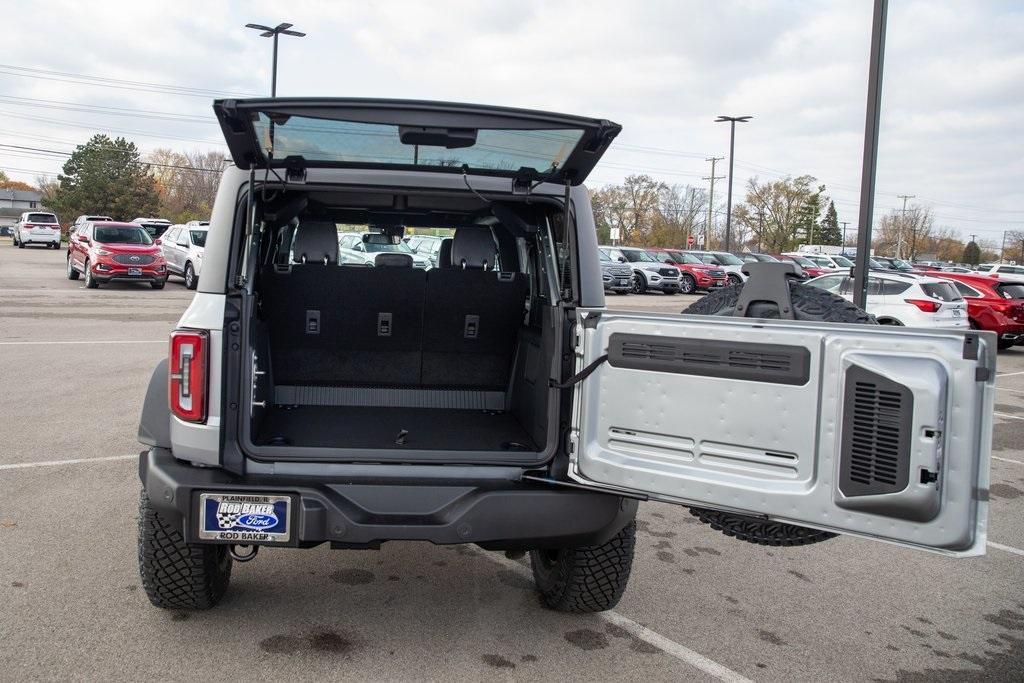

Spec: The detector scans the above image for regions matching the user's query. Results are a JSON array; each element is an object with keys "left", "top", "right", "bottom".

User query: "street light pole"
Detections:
[
  {"left": 715, "top": 115, "right": 752, "bottom": 252},
  {"left": 245, "top": 22, "right": 306, "bottom": 96}
]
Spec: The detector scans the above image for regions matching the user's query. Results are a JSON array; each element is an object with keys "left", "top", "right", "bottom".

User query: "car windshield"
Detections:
[
  {"left": 622, "top": 249, "right": 656, "bottom": 263},
  {"left": 93, "top": 226, "right": 153, "bottom": 245},
  {"left": 361, "top": 236, "right": 415, "bottom": 254},
  {"left": 252, "top": 113, "right": 586, "bottom": 176},
  {"left": 752, "top": 253, "right": 779, "bottom": 262},
  {"left": 712, "top": 252, "right": 744, "bottom": 265},
  {"left": 189, "top": 230, "right": 208, "bottom": 247},
  {"left": 832, "top": 255, "right": 854, "bottom": 267},
  {"left": 27, "top": 213, "right": 57, "bottom": 223},
  {"left": 790, "top": 256, "right": 815, "bottom": 267},
  {"left": 598, "top": 250, "right": 612, "bottom": 261},
  {"left": 668, "top": 251, "right": 702, "bottom": 264}
]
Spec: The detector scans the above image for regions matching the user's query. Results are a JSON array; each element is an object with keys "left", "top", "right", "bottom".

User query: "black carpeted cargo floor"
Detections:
[{"left": 256, "top": 406, "right": 537, "bottom": 452}]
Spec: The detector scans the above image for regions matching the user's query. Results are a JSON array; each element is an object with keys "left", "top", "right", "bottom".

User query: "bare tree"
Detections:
[
  {"left": 874, "top": 204, "right": 934, "bottom": 259},
  {"left": 148, "top": 148, "right": 228, "bottom": 222},
  {"left": 1004, "top": 230, "right": 1024, "bottom": 264},
  {"left": 733, "top": 175, "right": 819, "bottom": 252}
]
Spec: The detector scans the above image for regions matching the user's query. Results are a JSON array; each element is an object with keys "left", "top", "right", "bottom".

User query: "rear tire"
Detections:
[
  {"left": 18, "top": 239, "right": 24, "bottom": 249},
  {"left": 530, "top": 521, "right": 636, "bottom": 613},
  {"left": 66, "top": 256, "right": 79, "bottom": 280},
  {"left": 998, "top": 339, "right": 1016, "bottom": 350},
  {"left": 682, "top": 281, "right": 875, "bottom": 546},
  {"left": 184, "top": 262, "right": 197, "bottom": 290},
  {"left": 151, "top": 280, "right": 166, "bottom": 290},
  {"left": 138, "top": 490, "right": 232, "bottom": 610}
]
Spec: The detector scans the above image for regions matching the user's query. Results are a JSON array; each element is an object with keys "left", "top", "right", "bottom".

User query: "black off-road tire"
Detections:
[
  {"left": 138, "top": 490, "right": 232, "bottom": 610},
  {"left": 530, "top": 521, "right": 636, "bottom": 613},
  {"left": 682, "top": 281, "right": 875, "bottom": 546}
]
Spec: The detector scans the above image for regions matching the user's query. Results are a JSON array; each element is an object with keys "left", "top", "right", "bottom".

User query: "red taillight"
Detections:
[
  {"left": 904, "top": 298, "right": 940, "bottom": 313},
  {"left": 169, "top": 329, "right": 209, "bottom": 423}
]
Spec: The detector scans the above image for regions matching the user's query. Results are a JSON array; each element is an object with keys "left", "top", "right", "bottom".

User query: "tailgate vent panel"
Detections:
[{"left": 839, "top": 366, "right": 913, "bottom": 497}]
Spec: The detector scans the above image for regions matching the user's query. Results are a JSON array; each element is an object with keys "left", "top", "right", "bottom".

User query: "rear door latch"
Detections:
[
  {"left": 305, "top": 309, "right": 320, "bottom": 335},
  {"left": 464, "top": 315, "right": 479, "bottom": 339}
]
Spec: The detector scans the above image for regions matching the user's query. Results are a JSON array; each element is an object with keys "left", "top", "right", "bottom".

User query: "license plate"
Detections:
[
  {"left": 128, "top": 267, "right": 142, "bottom": 275},
  {"left": 618, "top": 279, "right": 629, "bottom": 285},
  {"left": 951, "top": 308, "right": 963, "bottom": 317},
  {"left": 198, "top": 493, "right": 291, "bottom": 543}
]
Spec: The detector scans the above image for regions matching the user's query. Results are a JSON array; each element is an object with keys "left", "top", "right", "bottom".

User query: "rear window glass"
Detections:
[
  {"left": 952, "top": 281, "right": 981, "bottom": 298},
  {"left": 996, "top": 283, "right": 1024, "bottom": 299},
  {"left": 94, "top": 226, "right": 153, "bottom": 245},
  {"left": 253, "top": 114, "right": 585, "bottom": 176},
  {"left": 921, "top": 282, "right": 962, "bottom": 302},
  {"left": 880, "top": 279, "right": 911, "bottom": 295},
  {"left": 997, "top": 265, "right": 1024, "bottom": 275},
  {"left": 27, "top": 213, "right": 57, "bottom": 223},
  {"left": 712, "top": 252, "right": 743, "bottom": 265},
  {"left": 189, "top": 230, "right": 207, "bottom": 247}
]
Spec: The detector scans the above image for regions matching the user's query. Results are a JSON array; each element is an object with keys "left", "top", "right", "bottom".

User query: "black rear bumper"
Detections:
[{"left": 139, "top": 448, "right": 637, "bottom": 550}]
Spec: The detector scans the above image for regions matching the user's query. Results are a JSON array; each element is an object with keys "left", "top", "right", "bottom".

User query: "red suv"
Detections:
[
  {"left": 67, "top": 221, "right": 168, "bottom": 289},
  {"left": 646, "top": 248, "right": 728, "bottom": 293},
  {"left": 935, "top": 272, "right": 1024, "bottom": 349}
]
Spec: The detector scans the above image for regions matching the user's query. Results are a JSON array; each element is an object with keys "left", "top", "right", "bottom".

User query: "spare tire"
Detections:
[{"left": 681, "top": 281, "right": 876, "bottom": 546}]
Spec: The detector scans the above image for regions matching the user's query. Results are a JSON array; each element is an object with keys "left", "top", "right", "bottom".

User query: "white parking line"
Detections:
[
  {"left": 993, "top": 455, "right": 1024, "bottom": 465},
  {"left": 0, "top": 340, "right": 164, "bottom": 346},
  {"left": 488, "top": 553, "right": 752, "bottom": 682},
  {"left": 994, "top": 412, "right": 1024, "bottom": 421},
  {"left": 996, "top": 370, "right": 1024, "bottom": 378},
  {"left": 988, "top": 541, "right": 1024, "bottom": 558},
  {"left": 0, "top": 454, "right": 138, "bottom": 470},
  {"left": 995, "top": 386, "right": 1024, "bottom": 394}
]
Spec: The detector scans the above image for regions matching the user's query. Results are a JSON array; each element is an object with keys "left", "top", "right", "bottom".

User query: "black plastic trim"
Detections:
[
  {"left": 607, "top": 333, "right": 811, "bottom": 385},
  {"left": 137, "top": 359, "right": 171, "bottom": 448}
]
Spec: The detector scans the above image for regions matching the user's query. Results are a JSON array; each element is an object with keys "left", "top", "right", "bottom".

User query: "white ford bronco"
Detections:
[{"left": 136, "top": 98, "right": 994, "bottom": 612}]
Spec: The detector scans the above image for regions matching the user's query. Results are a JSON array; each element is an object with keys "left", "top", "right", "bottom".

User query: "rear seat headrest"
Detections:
[
  {"left": 452, "top": 229, "right": 496, "bottom": 270},
  {"left": 292, "top": 221, "right": 339, "bottom": 265},
  {"left": 438, "top": 238, "right": 453, "bottom": 269},
  {"left": 375, "top": 252, "right": 414, "bottom": 268}
]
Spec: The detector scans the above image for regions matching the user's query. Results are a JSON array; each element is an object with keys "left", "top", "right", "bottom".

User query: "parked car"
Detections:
[
  {"left": 777, "top": 254, "right": 828, "bottom": 278},
  {"left": 161, "top": 224, "right": 207, "bottom": 290},
  {"left": 134, "top": 96, "right": 992, "bottom": 615},
  {"left": 66, "top": 221, "right": 167, "bottom": 289},
  {"left": 70, "top": 215, "right": 114, "bottom": 238},
  {"left": 131, "top": 217, "right": 173, "bottom": 239},
  {"left": 600, "top": 245, "right": 681, "bottom": 293},
  {"left": 737, "top": 252, "right": 778, "bottom": 263},
  {"left": 406, "top": 234, "right": 446, "bottom": 268},
  {"left": 932, "top": 273, "right": 1024, "bottom": 349},
  {"left": 685, "top": 250, "right": 747, "bottom": 284},
  {"left": 12, "top": 211, "right": 61, "bottom": 249},
  {"left": 782, "top": 251, "right": 853, "bottom": 272},
  {"left": 598, "top": 248, "right": 633, "bottom": 294},
  {"left": 872, "top": 256, "right": 915, "bottom": 272},
  {"left": 806, "top": 271, "right": 968, "bottom": 328},
  {"left": 338, "top": 231, "right": 431, "bottom": 269},
  {"left": 975, "top": 263, "right": 1024, "bottom": 283},
  {"left": 647, "top": 248, "right": 727, "bottom": 293}
]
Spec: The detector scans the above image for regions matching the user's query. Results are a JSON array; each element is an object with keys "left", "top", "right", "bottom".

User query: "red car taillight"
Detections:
[
  {"left": 169, "top": 329, "right": 209, "bottom": 423},
  {"left": 904, "top": 299, "right": 940, "bottom": 313}
]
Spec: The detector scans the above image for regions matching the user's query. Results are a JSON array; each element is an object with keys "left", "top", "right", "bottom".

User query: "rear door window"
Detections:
[{"left": 880, "top": 279, "right": 912, "bottom": 295}]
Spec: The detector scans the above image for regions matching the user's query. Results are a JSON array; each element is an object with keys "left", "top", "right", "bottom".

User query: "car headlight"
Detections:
[{"left": 95, "top": 249, "right": 112, "bottom": 256}]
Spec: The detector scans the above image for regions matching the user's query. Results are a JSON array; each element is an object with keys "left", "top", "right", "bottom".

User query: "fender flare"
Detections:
[{"left": 138, "top": 359, "right": 171, "bottom": 448}]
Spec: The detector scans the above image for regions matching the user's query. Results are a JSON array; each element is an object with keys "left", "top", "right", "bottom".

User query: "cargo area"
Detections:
[{"left": 242, "top": 191, "right": 564, "bottom": 463}]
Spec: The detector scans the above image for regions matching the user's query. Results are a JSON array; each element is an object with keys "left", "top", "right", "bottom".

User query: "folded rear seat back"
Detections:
[{"left": 422, "top": 228, "right": 528, "bottom": 389}]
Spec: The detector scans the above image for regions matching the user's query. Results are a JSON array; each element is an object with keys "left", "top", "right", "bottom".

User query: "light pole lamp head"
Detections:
[
  {"left": 245, "top": 22, "right": 306, "bottom": 37},
  {"left": 715, "top": 115, "right": 753, "bottom": 123}
]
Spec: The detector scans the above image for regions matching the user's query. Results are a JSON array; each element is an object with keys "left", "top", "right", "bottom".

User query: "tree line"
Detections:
[
  {"left": 34, "top": 134, "right": 227, "bottom": 226},
  {"left": 591, "top": 173, "right": 1003, "bottom": 263}
]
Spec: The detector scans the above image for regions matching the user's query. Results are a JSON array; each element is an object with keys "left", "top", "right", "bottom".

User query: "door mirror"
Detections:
[
  {"left": 77, "top": 234, "right": 89, "bottom": 243},
  {"left": 155, "top": 238, "right": 163, "bottom": 246},
  {"left": 617, "top": 257, "right": 626, "bottom": 263}
]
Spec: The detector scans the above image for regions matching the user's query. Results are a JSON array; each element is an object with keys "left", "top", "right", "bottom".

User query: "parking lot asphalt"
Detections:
[{"left": 1, "top": 239, "right": 1022, "bottom": 681}]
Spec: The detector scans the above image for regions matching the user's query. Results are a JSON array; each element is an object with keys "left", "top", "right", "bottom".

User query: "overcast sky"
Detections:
[{"left": 1, "top": 0, "right": 1021, "bottom": 244}]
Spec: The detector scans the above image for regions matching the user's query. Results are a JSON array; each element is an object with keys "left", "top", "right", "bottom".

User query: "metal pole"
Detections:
[
  {"left": 725, "top": 121, "right": 736, "bottom": 251},
  {"left": 840, "top": 221, "right": 850, "bottom": 251},
  {"left": 271, "top": 32, "right": 279, "bottom": 97},
  {"left": 852, "top": 0, "right": 887, "bottom": 309},
  {"left": 703, "top": 156, "right": 723, "bottom": 251}
]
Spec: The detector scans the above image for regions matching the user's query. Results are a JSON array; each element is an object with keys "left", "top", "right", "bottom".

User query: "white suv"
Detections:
[
  {"left": 976, "top": 263, "right": 1024, "bottom": 283},
  {"left": 13, "top": 211, "right": 61, "bottom": 249},
  {"left": 338, "top": 231, "right": 431, "bottom": 269},
  {"left": 160, "top": 224, "right": 207, "bottom": 289},
  {"left": 807, "top": 271, "right": 969, "bottom": 328}
]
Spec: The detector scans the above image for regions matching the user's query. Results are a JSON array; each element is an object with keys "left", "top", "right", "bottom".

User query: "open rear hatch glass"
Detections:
[{"left": 213, "top": 98, "right": 621, "bottom": 185}]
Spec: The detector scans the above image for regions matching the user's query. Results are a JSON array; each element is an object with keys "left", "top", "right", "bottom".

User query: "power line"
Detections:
[{"left": 0, "top": 63, "right": 258, "bottom": 98}]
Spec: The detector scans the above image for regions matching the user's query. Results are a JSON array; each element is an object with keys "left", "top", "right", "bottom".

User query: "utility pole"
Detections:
[
  {"left": 703, "top": 156, "right": 724, "bottom": 250},
  {"left": 1000, "top": 230, "right": 1007, "bottom": 262},
  {"left": 896, "top": 194, "right": 915, "bottom": 259},
  {"left": 840, "top": 221, "right": 850, "bottom": 252},
  {"left": 756, "top": 205, "right": 764, "bottom": 253}
]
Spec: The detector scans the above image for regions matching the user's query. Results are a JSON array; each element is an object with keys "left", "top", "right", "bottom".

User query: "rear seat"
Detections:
[
  {"left": 261, "top": 222, "right": 426, "bottom": 386},
  {"left": 421, "top": 228, "right": 528, "bottom": 389}
]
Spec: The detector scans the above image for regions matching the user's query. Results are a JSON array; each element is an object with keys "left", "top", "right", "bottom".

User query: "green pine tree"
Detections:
[
  {"left": 962, "top": 241, "right": 981, "bottom": 265},
  {"left": 793, "top": 184, "right": 826, "bottom": 245},
  {"left": 818, "top": 200, "right": 842, "bottom": 246},
  {"left": 50, "top": 135, "right": 160, "bottom": 223}
]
